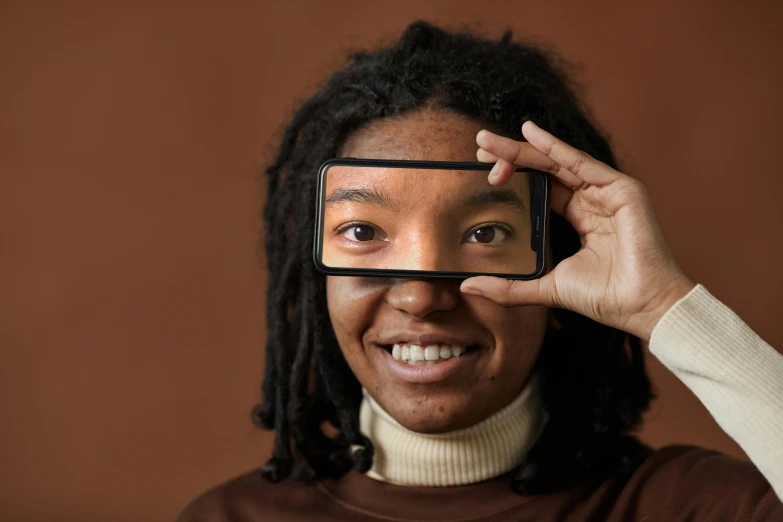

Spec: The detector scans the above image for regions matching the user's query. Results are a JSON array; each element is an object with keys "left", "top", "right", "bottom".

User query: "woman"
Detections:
[{"left": 177, "top": 21, "right": 783, "bottom": 521}]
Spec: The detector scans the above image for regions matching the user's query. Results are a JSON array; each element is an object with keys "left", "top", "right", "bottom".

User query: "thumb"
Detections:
[{"left": 460, "top": 275, "right": 558, "bottom": 308}]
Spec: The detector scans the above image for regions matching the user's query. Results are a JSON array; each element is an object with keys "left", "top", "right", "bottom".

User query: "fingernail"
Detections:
[{"left": 461, "top": 285, "right": 483, "bottom": 297}]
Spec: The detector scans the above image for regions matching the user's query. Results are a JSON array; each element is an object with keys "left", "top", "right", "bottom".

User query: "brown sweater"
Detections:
[{"left": 176, "top": 445, "right": 781, "bottom": 521}]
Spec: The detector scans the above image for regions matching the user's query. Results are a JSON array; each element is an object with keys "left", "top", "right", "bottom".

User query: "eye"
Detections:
[
  {"left": 465, "top": 224, "right": 512, "bottom": 244},
  {"left": 337, "top": 223, "right": 387, "bottom": 243},
  {"left": 347, "top": 225, "right": 375, "bottom": 241}
]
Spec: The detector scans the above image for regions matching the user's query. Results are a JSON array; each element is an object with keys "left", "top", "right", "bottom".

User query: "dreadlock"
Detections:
[{"left": 252, "top": 20, "right": 654, "bottom": 494}]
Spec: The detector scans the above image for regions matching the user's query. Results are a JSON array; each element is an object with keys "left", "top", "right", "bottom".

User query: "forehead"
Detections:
[
  {"left": 325, "top": 165, "right": 528, "bottom": 196},
  {"left": 340, "top": 109, "right": 485, "bottom": 162},
  {"left": 326, "top": 166, "right": 487, "bottom": 192}
]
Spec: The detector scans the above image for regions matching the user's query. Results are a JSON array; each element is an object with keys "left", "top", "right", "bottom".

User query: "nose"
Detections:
[
  {"left": 398, "top": 234, "right": 456, "bottom": 272},
  {"left": 385, "top": 279, "right": 460, "bottom": 319}
]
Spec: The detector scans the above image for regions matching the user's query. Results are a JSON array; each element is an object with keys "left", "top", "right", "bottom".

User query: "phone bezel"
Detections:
[{"left": 313, "top": 158, "right": 549, "bottom": 280}]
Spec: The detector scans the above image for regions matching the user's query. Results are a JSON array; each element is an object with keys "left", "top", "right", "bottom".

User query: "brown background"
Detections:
[{"left": 1, "top": 2, "right": 782, "bottom": 521}]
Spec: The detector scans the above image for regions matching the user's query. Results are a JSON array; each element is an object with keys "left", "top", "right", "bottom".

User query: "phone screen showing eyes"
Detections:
[{"left": 313, "top": 158, "right": 549, "bottom": 280}]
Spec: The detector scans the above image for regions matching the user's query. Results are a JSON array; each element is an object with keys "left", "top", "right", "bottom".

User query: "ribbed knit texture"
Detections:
[
  {"left": 649, "top": 284, "right": 783, "bottom": 501},
  {"left": 359, "top": 373, "right": 546, "bottom": 487}
]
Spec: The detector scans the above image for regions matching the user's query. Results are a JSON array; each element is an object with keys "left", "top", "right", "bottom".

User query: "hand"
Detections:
[{"left": 460, "top": 121, "right": 696, "bottom": 340}]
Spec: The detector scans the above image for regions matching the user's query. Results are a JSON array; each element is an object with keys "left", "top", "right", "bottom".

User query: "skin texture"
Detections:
[{"left": 326, "top": 109, "right": 549, "bottom": 433}]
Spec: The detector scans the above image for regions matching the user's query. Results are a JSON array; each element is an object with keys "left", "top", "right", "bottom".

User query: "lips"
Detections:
[
  {"left": 375, "top": 342, "right": 480, "bottom": 383},
  {"left": 370, "top": 330, "right": 485, "bottom": 383}
]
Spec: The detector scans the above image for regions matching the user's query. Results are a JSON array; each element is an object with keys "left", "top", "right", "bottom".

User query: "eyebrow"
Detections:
[
  {"left": 325, "top": 187, "right": 394, "bottom": 208},
  {"left": 324, "top": 186, "right": 526, "bottom": 213},
  {"left": 458, "top": 189, "right": 527, "bottom": 213}
]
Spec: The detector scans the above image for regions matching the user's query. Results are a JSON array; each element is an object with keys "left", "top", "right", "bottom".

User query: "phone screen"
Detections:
[{"left": 314, "top": 159, "right": 548, "bottom": 279}]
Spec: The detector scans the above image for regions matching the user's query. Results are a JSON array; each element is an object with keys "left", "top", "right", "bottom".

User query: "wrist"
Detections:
[{"left": 634, "top": 276, "right": 696, "bottom": 341}]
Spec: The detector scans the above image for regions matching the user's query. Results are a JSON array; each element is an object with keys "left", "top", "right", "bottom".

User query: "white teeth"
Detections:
[
  {"left": 392, "top": 342, "right": 471, "bottom": 364},
  {"left": 424, "top": 345, "right": 440, "bottom": 360}
]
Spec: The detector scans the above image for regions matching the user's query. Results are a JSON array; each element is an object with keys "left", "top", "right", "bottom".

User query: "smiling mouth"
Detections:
[{"left": 380, "top": 343, "right": 480, "bottom": 366}]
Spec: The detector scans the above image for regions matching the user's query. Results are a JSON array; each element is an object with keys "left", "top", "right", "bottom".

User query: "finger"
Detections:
[
  {"left": 477, "top": 130, "right": 582, "bottom": 189},
  {"left": 487, "top": 158, "right": 516, "bottom": 185},
  {"left": 477, "top": 149, "right": 515, "bottom": 184},
  {"left": 549, "top": 178, "right": 572, "bottom": 216},
  {"left": 460, "top": 275, "right": 559, "bottom": 308},
  {"left": 476, "top": 148, "right": 498, "bottom": 163},
  {"left": 480, "top": 149, "right": 572, "bottom": 214},
  {"left": 522, "top": 121, "right": 622, "bottom": 187},
  {"left": 477, "top": 129, "right": 562, "bottom": 173}
]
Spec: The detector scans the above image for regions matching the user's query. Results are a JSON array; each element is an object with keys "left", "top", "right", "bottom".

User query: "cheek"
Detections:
[
  {"left": 470, "top": 299, "right": 549, "bottom": 363},
  {"left": 326, "top": 276, "right": 385, "bottom": 354}
]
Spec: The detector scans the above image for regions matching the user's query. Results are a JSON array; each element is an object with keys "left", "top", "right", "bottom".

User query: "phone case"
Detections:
[{"left": 313, "top": 158, "right": 549, "bottom": 280}]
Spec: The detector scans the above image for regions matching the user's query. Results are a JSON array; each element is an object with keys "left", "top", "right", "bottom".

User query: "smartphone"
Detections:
[{"left": 313, "top": 158, "right": 549, "bottom": 280}]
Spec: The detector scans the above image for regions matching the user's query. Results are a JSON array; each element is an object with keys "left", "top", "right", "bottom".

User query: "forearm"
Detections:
[{"left": 649, "top": 284, "right": 783, "bottom": 501}]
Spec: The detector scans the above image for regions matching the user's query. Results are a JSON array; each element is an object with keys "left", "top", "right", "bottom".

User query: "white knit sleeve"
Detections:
[{"left": 649, "top": 284, "right": 783, "bottom": 501}]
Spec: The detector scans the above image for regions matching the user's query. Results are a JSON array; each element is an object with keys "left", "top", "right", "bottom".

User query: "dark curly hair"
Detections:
[{"left": 252, "top": 20, "right": 654, "bottom": 495}]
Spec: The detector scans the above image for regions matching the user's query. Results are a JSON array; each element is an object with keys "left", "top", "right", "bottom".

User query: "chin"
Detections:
[
  {"left": 384, "top": 394, "right": 474, "bottom": 434},
  {"left": 399, "top": 415, "right": 463, "bottom": 434}
]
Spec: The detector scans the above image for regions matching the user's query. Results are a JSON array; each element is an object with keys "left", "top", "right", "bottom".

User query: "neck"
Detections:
[{"left": 358, "top": 374, "right": 547, "bottom": 487}]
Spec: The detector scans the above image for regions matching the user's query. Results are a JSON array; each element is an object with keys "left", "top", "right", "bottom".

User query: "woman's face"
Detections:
[{"left": 326, "top": 109, "right": 549, "bottom": 433}]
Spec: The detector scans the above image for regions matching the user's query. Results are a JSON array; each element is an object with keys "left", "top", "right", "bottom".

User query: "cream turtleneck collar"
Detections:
[{"left": 358, "top": 374, "right": 547, "bottom": 487}]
